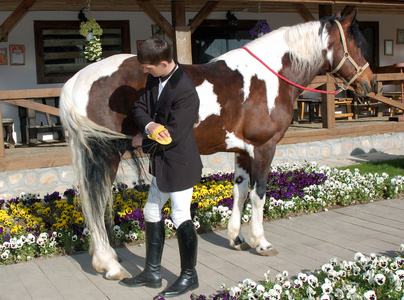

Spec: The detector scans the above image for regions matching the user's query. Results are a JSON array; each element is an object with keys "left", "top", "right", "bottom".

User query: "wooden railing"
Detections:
[
  {"left": 300, "top": 73, "right": 404, "bottom": 128},
  {"left": 1, "top": 72, "right": 404, "bottom": 158},
  {"left": 0, "top": 88, "right": 62, "bottom": 157}
]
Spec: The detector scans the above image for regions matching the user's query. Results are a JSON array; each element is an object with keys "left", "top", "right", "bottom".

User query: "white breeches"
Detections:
[{"left": 144, "top": 177, "right": 193, "bottom": 228}]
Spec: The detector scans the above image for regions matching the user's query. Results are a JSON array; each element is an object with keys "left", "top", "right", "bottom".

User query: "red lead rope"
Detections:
[{"left": 242, "top": 46, "right": 339, "bottom": 95}]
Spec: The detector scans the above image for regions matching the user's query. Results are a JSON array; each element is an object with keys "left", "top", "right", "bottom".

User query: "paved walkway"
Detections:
[{"left": 0, "top": 197, "right": 403, "bottom": 300}]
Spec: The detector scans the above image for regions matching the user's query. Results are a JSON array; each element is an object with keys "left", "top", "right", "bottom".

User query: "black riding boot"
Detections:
[
  {"left": 158, "top": 220, "right": 198, "bottom": 298},
  {"left": 119, "top": 220, "right": 165, "bottom": 288}
]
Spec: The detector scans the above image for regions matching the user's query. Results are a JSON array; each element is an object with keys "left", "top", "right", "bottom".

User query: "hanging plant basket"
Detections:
[
  {"left": 79, "top": 18, "right": 103, "bottom": 62},
  {"left": 250, "top": 20, "right": 271, "bottom": 39}
]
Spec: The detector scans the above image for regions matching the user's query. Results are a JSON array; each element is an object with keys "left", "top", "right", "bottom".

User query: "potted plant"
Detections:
[
  {"left": 79, "top": 18, "right": 103, "bottom": 61},
  {"left": 250, "top": 20, "right": 271, "bottom": 39}
]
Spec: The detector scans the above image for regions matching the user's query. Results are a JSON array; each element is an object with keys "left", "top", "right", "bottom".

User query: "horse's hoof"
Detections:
[
  {"left": 257, "top": 246, "right": 279, "bottom": 256},
  {"left": 106, "top": 269, "right": 132, "bottom": 281},
  {"left": 231, "top": 241, "right": 251, "bottom": 251},
  {"left": 230, "top": 236, "right": 251, "bottom": 251}
]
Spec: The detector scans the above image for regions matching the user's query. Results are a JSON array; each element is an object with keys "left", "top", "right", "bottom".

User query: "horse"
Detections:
[{"left": 59, "top": 9, "right": 375, "bottom": 280}]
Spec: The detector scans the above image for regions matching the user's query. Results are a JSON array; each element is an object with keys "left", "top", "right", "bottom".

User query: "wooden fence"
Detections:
[{"left": 1, "top": 72, "right": 404, "bottom": 159}]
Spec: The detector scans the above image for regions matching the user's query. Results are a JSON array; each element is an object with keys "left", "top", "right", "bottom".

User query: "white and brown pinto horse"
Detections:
[{"left": 60, "top": 10, "right": 375, "bottom": 280}]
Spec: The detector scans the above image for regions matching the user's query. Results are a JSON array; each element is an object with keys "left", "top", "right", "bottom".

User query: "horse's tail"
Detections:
[{"left": 59, "top": 78, "right": 140, "bottom": 245}]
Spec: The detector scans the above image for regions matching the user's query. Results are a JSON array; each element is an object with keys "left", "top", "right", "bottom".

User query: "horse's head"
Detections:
[{"left": 324, "top": 9, "right": 375, "bottom": 96}]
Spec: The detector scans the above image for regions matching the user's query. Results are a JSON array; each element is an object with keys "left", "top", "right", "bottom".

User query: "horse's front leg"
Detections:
[
  {"left": 227, "top": 156, "right": 250, "bottom": 251},
  {"left": 248, "top": 145, "right": 278, "bottom": 256}
]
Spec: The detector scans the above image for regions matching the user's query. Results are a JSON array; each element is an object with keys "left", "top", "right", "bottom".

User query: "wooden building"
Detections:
[{"left": 1, "top": 0, "right": 404, "bottom": 174}]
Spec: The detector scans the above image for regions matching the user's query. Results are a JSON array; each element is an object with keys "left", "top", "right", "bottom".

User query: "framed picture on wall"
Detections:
[
  {"left": 384, "top": 40, "right": 394, "bottom": 56},
  {"left": 9, "top": 44, "right": 25, "bottom": 65},
  {"left": 137, "top": 40, "right": 144, "bottom": 52},
  {"left": 397, "top": 29, "right": 404, "bottom": 44},
  {"left": 152, "top": 25, "right": 165, "bottom": 39},
  {"left": 0, "top": 33, "right": 8, "bottom": 42},
  {"left": 0, "top": 47, "right": 7, "bottom": 65}
]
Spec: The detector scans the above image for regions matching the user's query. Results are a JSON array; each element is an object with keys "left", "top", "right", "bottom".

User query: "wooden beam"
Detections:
[
  {"left": 293, "top": 3, "right": 315, "bottom": 21},
  {"left": 279, "top": 122, "right": 404, "bottom": 145},
  {"left": 138, "top": 0, "right": 175, "bottom": 41},
  {"left": 319, "top": 4, "right": 333, "bottom": 19},
  {"left": 189, "top": 1, "right": 219, "bottom": 34},
  {"left": 171, "top": 0, "right": 186, "bottom": 28},
  {"left": 3, "top": 99, "right": 60, "bottom": 116},
  {"left": 0, "top": 152, "right": 71, "bottom": 172},
  {"left": 375, "top": 73, "right": 404, "bottom": 81},
  {"left": 0, "top": 0, "right": 36, "bottom": 40},
  {"left": 0, "top": 88, "right": 61, "bottom": 100},
  {"left": 363, "top": 92, "right": 404, "bottom": 111}
]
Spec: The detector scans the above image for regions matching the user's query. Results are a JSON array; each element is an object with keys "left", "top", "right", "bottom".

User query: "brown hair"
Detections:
[{"left": 137, "top": 37, "right": 172, "bottom": 65}]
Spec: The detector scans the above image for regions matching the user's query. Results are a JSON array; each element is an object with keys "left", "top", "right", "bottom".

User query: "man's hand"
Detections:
[{"left": 147, "top": 122, "right": 171, "bottom": 142}]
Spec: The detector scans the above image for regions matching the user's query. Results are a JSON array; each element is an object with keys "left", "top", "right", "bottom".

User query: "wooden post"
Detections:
[
  {"left": 175, "top": 27, "right": 192, "bottom": 64},
  {"left": 319, "top": 4, "right": 333, "bottom": 19},
  {"left": 27, "top": 107, "right": 37, "bottom": 145},
  {"left": 0, "top": 103, "right": 5, "bottom": 158},
  {"left": 321, "top": 74, "right": 335, "bottom": 128}
]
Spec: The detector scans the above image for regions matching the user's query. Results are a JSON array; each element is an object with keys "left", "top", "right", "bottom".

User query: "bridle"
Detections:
[
  {"left": 242, "top": 19, "right": 369, "bottom": 95},
  {"left": 329, "top": 20, "right": 369, "bottom": 92}
]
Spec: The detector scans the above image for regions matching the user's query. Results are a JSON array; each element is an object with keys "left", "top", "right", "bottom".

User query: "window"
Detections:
[
  {"left": 192, "top": 20, "right": 257, "bottom": 64},
  {"left": 34, "top": 20, "right": 131, "bottom": 84}
]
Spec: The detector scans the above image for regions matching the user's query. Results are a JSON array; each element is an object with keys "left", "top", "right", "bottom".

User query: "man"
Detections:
[{"left": 119, "top": 37, "right": 203, "bottom": 298}]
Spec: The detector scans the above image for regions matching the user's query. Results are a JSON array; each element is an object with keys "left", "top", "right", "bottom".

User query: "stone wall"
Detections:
[{"left": 1, "top": 132, "right": 403, "bottom": 199}]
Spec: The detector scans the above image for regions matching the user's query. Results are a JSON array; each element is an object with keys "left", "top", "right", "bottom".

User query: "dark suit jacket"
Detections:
[{"left": 133, "top": 64, "right": 203, "bottom": 193}]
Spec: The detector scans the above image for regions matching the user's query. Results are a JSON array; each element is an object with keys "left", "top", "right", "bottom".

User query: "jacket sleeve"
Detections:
[
  {"left": 132, "top": 76, "right": 154, "bottom": 135},
  {"left": 163, "top": 86, "right": 199, "bottom": 150}
]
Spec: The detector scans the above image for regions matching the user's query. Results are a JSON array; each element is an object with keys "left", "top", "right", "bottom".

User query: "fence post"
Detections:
[
  {"left": 321, "top": 74, "right": 335, "bottom": 128},
  {"left": 0, "top": 103, "right": 5, "bottom": 158}
]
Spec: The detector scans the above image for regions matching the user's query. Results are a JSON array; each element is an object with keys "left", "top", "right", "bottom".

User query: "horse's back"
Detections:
[{"left": 61, "top": 54, "right": 146, "bottom": 136}]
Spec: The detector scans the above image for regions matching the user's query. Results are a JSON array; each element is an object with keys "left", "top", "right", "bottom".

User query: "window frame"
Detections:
[{"left": 34, "top": 20, "right": 131, "bottom": 84}]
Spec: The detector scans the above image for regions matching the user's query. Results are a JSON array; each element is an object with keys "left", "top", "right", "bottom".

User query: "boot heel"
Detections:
[{"left": 147, "top": 281, "right": 162, "bottom": 289}]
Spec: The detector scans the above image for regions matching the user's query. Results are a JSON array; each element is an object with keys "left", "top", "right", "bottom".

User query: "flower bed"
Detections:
[
  {"left": 1, "top": 161, "right": 403, "bottom": 265},
  {"left": 190, "top": 245, "right": 404, "bottom": 300},
  {"left": 1, "top": 161, "right": 404, "bottom": 299}
]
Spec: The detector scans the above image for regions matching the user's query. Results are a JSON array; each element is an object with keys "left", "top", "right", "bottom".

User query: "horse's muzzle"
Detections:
[{"left": 358, "top": 77, "right": 376, "bottom": 96}]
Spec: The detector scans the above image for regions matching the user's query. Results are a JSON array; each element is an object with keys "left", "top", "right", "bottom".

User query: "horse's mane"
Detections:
[
  {"left": 213, "top": 14, "right": 368, "bottom": 73},
  {"left": 283, "top": 21, "right": 325, "bottom": 72}
]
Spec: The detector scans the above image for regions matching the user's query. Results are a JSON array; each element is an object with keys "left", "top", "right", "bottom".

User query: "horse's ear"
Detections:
[
  {"left": 341, "top": 8, "right": 358, "bottom": 27},
  {"left": 333, "top": 11, "right": 342, "bottom": 19}
]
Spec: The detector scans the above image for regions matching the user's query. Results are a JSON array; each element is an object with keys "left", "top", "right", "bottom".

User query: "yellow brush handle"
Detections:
[{"left": 147, "top": 125, "right": 172, "bottom": 145}]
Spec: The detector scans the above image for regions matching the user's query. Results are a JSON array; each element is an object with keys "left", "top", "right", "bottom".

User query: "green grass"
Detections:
[{"left": 337, "top": 158, "right": 404, "bottom": 178}]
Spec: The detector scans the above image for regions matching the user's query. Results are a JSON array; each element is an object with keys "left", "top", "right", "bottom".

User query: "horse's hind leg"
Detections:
[
  {"left": 227, "top": 154, "right": 250, "bottom": 251},
  {"left": 79, "top": 142, "right": 131, "bottom": 280},
  {"left": 249, "top": 145, "right": 278, "bottom": 256}
]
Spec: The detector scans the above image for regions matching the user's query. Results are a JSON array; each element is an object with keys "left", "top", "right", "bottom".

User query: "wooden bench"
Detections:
[
  {"left": 298, "top": 97, "right": 354, "bottom": 122},
  {"left": 297, "top": 98, "right": 321, "bottom": 123},
  {"left": 335, "top": 98, "right": 354, "bottom": 120}
]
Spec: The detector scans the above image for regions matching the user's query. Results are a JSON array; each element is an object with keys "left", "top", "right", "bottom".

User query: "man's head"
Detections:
[
  {"left": 138, "top": 36, "right": 172, "bottom": 65},
  {"left": 138, "top": 37, "right": 174, "bottom": 77}
]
